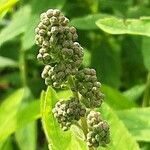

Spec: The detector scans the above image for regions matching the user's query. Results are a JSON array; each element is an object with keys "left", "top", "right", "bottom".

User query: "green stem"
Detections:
[
  {"left": 19, "top": 50, "right": 27, "bottom": 86},
  {"left": 68, "top": 75, "right": 95, "bottom": 150},
  {"left": 68, "top": 75, "right": 79, "bottom": 99},
  {"left": 143, "top": 72, "right": 150, "bottom": 107}
]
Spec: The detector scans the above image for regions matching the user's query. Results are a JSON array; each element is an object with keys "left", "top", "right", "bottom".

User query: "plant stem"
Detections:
[
  {"left": 19, "top": 49, "right": 27, "bottom": 86},
  {"left": 68, "top": 75, "right": 95, "bottom": 150},
  {"left": 68, "top": 75, "right": 79, "bottom": 99},
  {"left": 142, "top": 72, "right": 150, "bottom": 107}
]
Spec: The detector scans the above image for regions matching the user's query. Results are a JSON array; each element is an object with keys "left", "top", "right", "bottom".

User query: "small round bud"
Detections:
[
  {"left": 37, "top": 53, "right": 43, "bottom": 61},
  {"left": 39, "top": 29, "right": 46, "bottom": 35},
  {"left": 50, "top": 16, "right": 58, "bottom": 25},
  {"left": 40, "top": 12, "right": 46, "bottom": 20},
  {"left": 70, "top": 26, "right": 76, "bottom": 34},
  {"left": 46, "top": 9, "right": 53, "bottom": 18},
  {"left": 53, "top": 9, "right": 60, "bottom": 17},
  {"left": 39, "top": 48, "right": 47, "bottom": 54}
]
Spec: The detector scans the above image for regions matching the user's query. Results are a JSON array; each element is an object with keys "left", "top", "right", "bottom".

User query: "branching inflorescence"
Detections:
[{"left": 35, "top": 9, "right": 110, "bottom": 149}]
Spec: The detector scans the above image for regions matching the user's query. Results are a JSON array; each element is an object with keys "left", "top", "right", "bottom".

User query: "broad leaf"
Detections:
[
  {"left": 0, "top": 56, "right": 17, "bottom": 68},
  {"left": 0, "top": 88, "right": 40, "bottom": 141},
  {"left": 98, "top": 103, "right": 140, "bottom": 150},
  {"left": 123, "top": 84, "right": 146, "bottom": 102},
  {"left": 96, "top": 17, "right": 150, "bottom": 37},
  {"left": 0, "top": 5, "right": 31, "bottom": 46},
  {"left": 70, "top": 14, "right": 109, "bottom": 30},
  {"left": 41, "top": 87, "right": 88, "bottom": 150},
  {"left": 15, "top": 122, "right": 37, "bottom": 150},
  {"left": 41, "top": 87, "right": 71, "bottom": 150},
  {"left": 117, "top": 107, "right": 150, "bottom": 142},
  {"left": 0, "top": 0, "right": 19, "bottom": 19},
  {"left": 91, "top": 37, "right": 121, "bottom": 88},
  {"left": 102, "top": 85, "right": 136, "bottom": 110},
  {"left": 0, "top": 137, "right": 13, "bottom": 150},
  {"left": 0, "top": 88, "right": 24, "bottom": 141}
]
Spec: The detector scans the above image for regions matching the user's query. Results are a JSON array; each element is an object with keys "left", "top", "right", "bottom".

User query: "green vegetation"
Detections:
[{"left": 0, "top": 0, "right": 150, "bottom": 150}]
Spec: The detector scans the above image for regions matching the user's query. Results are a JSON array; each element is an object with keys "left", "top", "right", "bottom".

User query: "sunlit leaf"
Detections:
[
  {"left": 0, "top": 5, "right": 31, "bottom": 46},
  {"left": 0, "top": 88, "right": 24, "bottom": 141},
  {"left": 0, "top": 0, "right": 19, "bottom": 19},
  {"left": 98, "top": 103, "right": 140, "bottom": 150},
  {"left": 70, "top": 14, "right": 110, "bottom": 30},
  {"left": 0, "top": 56, "right": 17, "bottom": 68},
  {"left": 123, "top": 84, "right": 146, "bottom": 101},
  {"left": 96, "top": 17, "right": 150, "bottom": 37},
  {"left": 41, "top": 87, "right": 71, "bottom": 150},
  {"left": 0, "top": 88, "right": 40, "bottom": 141},
  {"left": 15, "top": 122, "right": 37, "bottom": 150},
  {"left": 41, "top": 87, "right": 89, "bottom": 150},
  {"left": 102, "top": 85, "right": 136, "bottom": 110},
  {"left": 117, "top": 107, "right": 150, "bottom": 142}
]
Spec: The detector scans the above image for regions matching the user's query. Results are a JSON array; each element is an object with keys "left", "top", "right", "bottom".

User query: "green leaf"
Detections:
[
  {"left": 91, "top": 37, "right": 121, "bottom": 88},
  {"left": 121, "top": 36, "right": 146, "bottom": 88},
  {"left": 102, "top": 85, "right": 136, "bottom": 110},
  {"left": 22, "top": 0, "right": 66, "bottom": 50},
  {"left": 117, "top": 107, "right": 150, "bottom": 142},
  {"left": 15, "top": 122, "right": 37, "bottom": 150},
  {"left": 70, "top": 14, "right": 110, "bottom": 30},
  {"left": 57, "top": 90, "right": 72, "bottom": 99},
  {"left": 0, "top": 137, "right": 13, "bottom": 150},
  {"left": 0, "top": 0, "right": 19, "bottom": 19},
  {"left": 123, "top": 84, "right": 146, "bottom": 102},
  {"left": 142, "top": 37, "right": 150, "bottom": 71},
  {"left": 98, "top": 103, "right": 140, "bottom": 150},
  {"left": 16, "top": 100, "right": 40, "bottom": 130},
  {"left": 41, "top": 87, "right": 71, "bottom": 150},
  {"left": 0, "top": 88, "right": 40, "bottom": 141},
  {"left": 41, "top": 87, "right": 88, "bottom": 150},
  {"left": 96, "top": 17, "right": 150, "bottom": 37},
  {"left": 0, "top": 5, "right": 31, "bottom": 46},
  {"left": 0, "top": 56, "right": 17, "bottom": 68},
  {"left": 0, "top": 88, "right": 24, "bottom": 141}
]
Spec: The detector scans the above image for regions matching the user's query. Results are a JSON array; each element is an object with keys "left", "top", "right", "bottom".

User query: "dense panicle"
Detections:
[
  {"left": 35, "top": 9, "right": 83, "bottom": 87},
  {"left": 87, "top": 111, "right": 110, "bottom": 147},
  {"left": 75, "top": 68, "right": 104, "bottom": 108},
  {"left": 35, "top": 9, "right": 110, "bottom": 149},
  {"left": 52, "top": 97, "right": 86, "bottom": 131}
]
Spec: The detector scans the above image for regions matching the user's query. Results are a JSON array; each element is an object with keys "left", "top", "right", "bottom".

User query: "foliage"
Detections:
[{"left": 0, "top": 0, "right": 150, "bottom": 150}]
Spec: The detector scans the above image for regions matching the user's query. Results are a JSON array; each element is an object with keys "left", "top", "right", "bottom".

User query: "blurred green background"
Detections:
[{"left": 0, "top": 0, "right": 150, "bottom": 150}]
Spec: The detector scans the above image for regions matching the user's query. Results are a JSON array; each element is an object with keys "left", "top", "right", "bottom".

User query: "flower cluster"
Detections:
[
  {"left": 52, "top": 97, "right": 86, "bottom": 131},
  {"left": 36, "top": 9, "right": 110, "bottom": 149},
  {"left": 41, "top": 63, "right": 77, "bottom": 88},
  {"left": 35, "top": 9, "right": 83, "bottom": 87},
  {"left": 86, "top": 111, "right": 110, "bottom": 147},
  {"left": 75, "top": 68, "right": 104, "bottom": 108}
]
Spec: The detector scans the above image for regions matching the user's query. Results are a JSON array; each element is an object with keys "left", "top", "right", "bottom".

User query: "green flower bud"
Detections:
[
  {"left": 39, "top": 48, "right": 47, "bottom": 54},
  {"left": 40, "top": 12, "right": 46, "bottom": 20},
  {"left": 50, "top": 16, "right": 58, "bottom": 25},
  {"left": 53, "top": 98, "right": 86, "bottom": 131},
  {"left": 46, "top": 9, "right": 53, "bottom": 18},
  {"left": 62, "top": 18, "right": 69, "bottom": 26},
  {"left": 43, "top": 53, "right": 50, "bottom": 60},
  {"left": 70, "top": 26, "right": 76, "bottom": 34},
  {"left": 45, "top": 77, "right": 52, "bottom": 85},
  {"left": 87, "top": 111, "right": 101, "bottom": 127},
  {"left": 53, "top": 9, "right": 60, "bottom": 17},
  {"left": 39, "top": 29, "right": 46, "bottom": 36}
]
